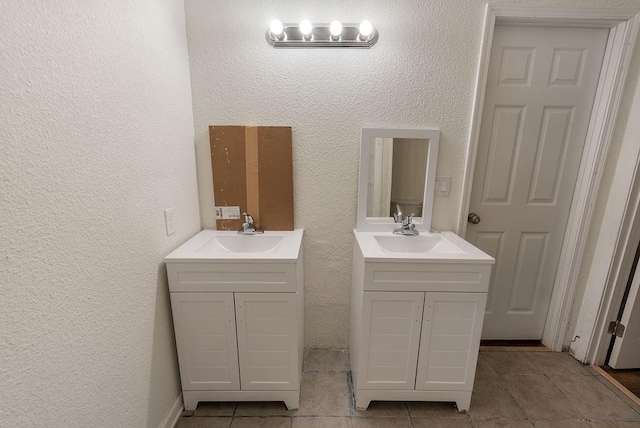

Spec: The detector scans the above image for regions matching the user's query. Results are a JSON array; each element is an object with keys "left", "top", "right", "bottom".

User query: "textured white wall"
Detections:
[
  {"left": 186, "top": 0, "right": 484, "bottom": 349},
  {"left": 185, "top": 0, "right": 640, "bottom": 347},
  {"left": 185, "top": 0, "right": 640, "bottom": 349},
  {"left": 0, "top": 1, "right": 200, "bottom": 426}
]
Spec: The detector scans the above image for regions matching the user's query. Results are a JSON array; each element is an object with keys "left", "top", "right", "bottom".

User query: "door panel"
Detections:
[
  {"left": 170, "top": 292, "right": 240, "bottom": 391},
  {"left": 359, "top": 292, "right": 424, "bottom": 390},
  {"left": 508, "top": 232, "right": 548, "bottom": 313},
  {"left": 467, "top": 25, "right": 609, "bottom": 339},
  {"left": 528, "top": 107, "right": 574, "bottom": 204},
  {"left": 415, "top": 292, "right": 486, "bottom": 391},
  {"left": 481, "top": 105, "right": 525, "bottom": 204},
  {"left": 235, "top": 293, "right": 299, "bottom": 390}
]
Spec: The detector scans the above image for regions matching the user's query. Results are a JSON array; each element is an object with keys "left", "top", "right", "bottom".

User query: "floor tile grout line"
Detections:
[
  {"left": 346, "top": 370, "right": 356, "bottom": 417},
  {"left": 595, "top": 375, "right": 640, "bottom": 418},
  {"left": 592, "top": 365, "right": 640, "bottom": 414},
  {"left": 480, "top": 352, "right": 532, "bottom": 422},
  {"left": 542, "top": 371, "right": 589, "bottom": 420},
  {"left": 484, "top": 351, "right": 610, "bottom": 422},
  {"left": 301, "top": 368, "right": 352, "bottom": 371},
  {"left": 405, "top": 402, "right": 415, "bottom": 428},
  {"left": 502, "top": 375, "right": 530, "bottom": 422}
]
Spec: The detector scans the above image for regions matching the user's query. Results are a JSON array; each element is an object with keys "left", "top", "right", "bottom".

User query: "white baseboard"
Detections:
[{"left": 159, "top": 393, "right": 183, "bottom": 428}]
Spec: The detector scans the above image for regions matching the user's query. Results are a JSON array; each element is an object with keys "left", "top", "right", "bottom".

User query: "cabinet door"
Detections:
[
  {"left": 170, "top": 292, "right": 240, "bottom": 391},
  {"left": 416, "top": 292, "right": 486, "bottom": 391},
  {"left": 359, "top": 292, "right": 424, "bottom": 390},
  {"left": 235, "top": 293, "right": 298, "bottom": 391}
]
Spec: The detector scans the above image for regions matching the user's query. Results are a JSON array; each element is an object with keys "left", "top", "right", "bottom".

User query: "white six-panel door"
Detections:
[
  {"left": 467, "top": 25, "right": 609, "bottom": 339},
  {"left": 170, "top": 292, "right": 240, "bottom": 390}
]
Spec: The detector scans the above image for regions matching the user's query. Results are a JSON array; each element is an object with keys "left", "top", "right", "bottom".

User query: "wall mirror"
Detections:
[{"left": 357, "top": 128, "right": 439, "bottom": 232}]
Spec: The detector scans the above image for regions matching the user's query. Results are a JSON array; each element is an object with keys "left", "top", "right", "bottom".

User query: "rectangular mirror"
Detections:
[{"left": 357, "top": 128, "right": 439, "bottom": 232}]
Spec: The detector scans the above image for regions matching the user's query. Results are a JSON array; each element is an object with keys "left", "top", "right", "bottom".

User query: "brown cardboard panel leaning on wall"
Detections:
[{"left": 210, "top": 125, "right": 294, "bottom": 231}]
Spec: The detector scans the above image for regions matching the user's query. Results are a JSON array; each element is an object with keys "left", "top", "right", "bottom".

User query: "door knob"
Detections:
[{"left": 468, "top": 213, "right": 481, "bottom": 224}]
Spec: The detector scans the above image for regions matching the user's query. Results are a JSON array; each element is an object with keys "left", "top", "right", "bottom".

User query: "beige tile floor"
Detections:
[{"left": 176, "top": 350, "right": 640, "bottom": 427}]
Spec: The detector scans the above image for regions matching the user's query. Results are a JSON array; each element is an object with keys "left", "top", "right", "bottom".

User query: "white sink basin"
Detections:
[
  {"left": 199, "top": 235, "right": 284, "bottom": 254},
  {"left": 354, "top": 231, "right": 494, "bottom": 263},
  {"left": 374, "top": 235, "right": 464, "bottom": 254},
  {"left": 165, "top": 230, "right": 303, "bottom": 262}
]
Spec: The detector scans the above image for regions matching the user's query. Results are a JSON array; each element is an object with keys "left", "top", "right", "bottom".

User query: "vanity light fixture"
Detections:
[{"left": 266, "top": 19, "right": 378, "bottom": 48}]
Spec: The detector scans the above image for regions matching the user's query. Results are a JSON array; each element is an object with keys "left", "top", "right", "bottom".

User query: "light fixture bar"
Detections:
[{"left": 266, "top": 23, "right": 378, "bottom": 48}]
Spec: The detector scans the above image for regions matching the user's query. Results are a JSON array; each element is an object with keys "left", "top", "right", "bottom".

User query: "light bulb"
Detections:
[
  {"left": 299, "top": 19, "right": 312, "bottom": 36},
  {"left": 329, "top": 20, "right": 342, "bottom": 37},
  {"left": 270, "top": 19, "right": 284, "bottom": 37},
  {"left": 359, "top": 20, "right": 373, "bottom": 37}
]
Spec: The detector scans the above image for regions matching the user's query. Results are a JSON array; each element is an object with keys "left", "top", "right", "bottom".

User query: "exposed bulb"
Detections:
[
  {"left": 329, "top": 20, "right": 342, "bottom": 37},
  {"left": 359, "top": 20, "right": 373, "bottom": 37},
  {"left": 299, "top": 19, "right": 312, "bottom": 36},
  {"left": 270, "top": 19, "right": 284, "bottom": 37},
  {"left": 269, "top": 19, "right": 285, "bottom": 41}
]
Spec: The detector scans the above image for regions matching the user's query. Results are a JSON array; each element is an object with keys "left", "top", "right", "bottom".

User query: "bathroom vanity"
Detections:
[
  {"left": 165, "top": 230, "right": 304, "bottom": 411},
  {"left": 350, "top": 129, "right": 494, "bottom": 411}
]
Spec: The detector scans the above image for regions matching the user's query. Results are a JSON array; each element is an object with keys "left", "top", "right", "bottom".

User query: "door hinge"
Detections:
[{"left": 607, "top": 320, "right": 625, "bottom": 338}]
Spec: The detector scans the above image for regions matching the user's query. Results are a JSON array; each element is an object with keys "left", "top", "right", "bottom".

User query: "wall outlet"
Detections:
[
  {"left": 434, "top": 176, "right": 451, "bottom": 197},
  {"left": 164, "top": 207, "right": 177, "bottom": 235}
]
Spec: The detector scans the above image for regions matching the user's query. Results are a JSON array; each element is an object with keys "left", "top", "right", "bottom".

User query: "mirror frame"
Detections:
[{"left": 356, "top": 128, "right": 440, "bottom": 232}]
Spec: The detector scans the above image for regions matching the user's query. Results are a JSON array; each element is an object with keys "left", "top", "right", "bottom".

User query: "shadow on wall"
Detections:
[{"left": 145, "top": 263, "right": 181, "bottom": 428}]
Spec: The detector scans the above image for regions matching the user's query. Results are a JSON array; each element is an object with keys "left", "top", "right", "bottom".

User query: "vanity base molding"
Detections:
[
  {"left": 355, "top": 390, "right": 471, "bottom": 412},
  {"left": 183, "top": 390, "right": 300, "bottom": 411}
]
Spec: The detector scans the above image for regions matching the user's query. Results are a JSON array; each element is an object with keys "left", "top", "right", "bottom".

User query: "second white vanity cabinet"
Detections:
[
  {"left": 350, "top": 232, "right": 493, "bottom": 411},
  {"left": 352, "top": 128, "right": 494, "bottom": 411},
  {"left": 165, "top": 230, "right": 304, "bottom": 411}
]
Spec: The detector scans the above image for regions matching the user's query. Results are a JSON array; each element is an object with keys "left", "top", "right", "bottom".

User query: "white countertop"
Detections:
[
  {"left": 164, "top": 229, "right": 304, "bottom": 263},
  {"left": 353, "top": 230, "right": 495, "bottom": 264}
]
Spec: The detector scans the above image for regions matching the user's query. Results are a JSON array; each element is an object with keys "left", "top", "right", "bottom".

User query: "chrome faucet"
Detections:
[
  {"left": 238, "top": 212, "right": 264, "bottom": 234},
  {"left": 393, "top": 204, "right": 419, "bottom": 236}
]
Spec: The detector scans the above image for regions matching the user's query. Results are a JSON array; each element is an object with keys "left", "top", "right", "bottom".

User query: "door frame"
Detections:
[
  {"left": 458, "top": 5, "right": 640, "bottom": 351},
  {"left": 571, "top": 88, "right": 640, "bottom": 365}
]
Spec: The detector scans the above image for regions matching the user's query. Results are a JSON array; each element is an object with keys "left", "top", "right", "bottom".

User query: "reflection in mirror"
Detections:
[
  {"left": 366, "top": 138, "right": 428, "bottom": 218},
  {"left": 357, "top": 128, "right": 439, "bottom": 233}
]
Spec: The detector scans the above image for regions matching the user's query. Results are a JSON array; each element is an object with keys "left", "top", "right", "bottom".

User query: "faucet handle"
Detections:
[
  {"left": 393, "top": 204, "right": 405, "bottom": 223},
  {"left": 242, "top": 212, "right": 254, "bottom": 224},
  {"left": 403, "top": 213, "right": 414, "bottom": 226}
]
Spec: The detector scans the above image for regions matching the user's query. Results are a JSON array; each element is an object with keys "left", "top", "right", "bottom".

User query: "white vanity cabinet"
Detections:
[
  {"left": 352, "top": 129, "right": 494, "bottom": 411},
  {"left": 165, "top": 230, "right": 304, "bottom": 411},
  {"left": 350, "top": 232, "right": 493, "bottom": 411}
]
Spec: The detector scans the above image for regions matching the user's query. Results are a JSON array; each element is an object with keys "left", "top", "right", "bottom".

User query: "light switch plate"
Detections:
[
  {"left": 164, "top": 207, "right": 177, "bottom": 235},
  {"left": 434, "top": 176, "right": 451, "bottom": 197}
]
